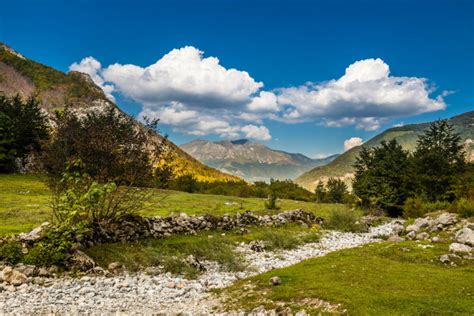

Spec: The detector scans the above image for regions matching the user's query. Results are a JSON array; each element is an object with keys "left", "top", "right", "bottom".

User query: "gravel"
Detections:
[{"left": 0, "top": 221, "right": 401, "bottom": 315}]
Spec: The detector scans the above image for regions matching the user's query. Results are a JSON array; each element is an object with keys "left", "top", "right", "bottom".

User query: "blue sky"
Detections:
[{"left": 1, "top": 0, "right": 473, "bottom": 157}]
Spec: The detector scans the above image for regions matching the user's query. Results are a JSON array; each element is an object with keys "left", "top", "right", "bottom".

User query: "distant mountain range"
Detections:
[
  {"left": 181, "top": 139, "right": 339, "bottom": 182},
  {"left": 295, "top": 111, "right": 474, "bottom": 191},
  {"left": 0, "top": 42, "right": 240, "bottom": 183}
]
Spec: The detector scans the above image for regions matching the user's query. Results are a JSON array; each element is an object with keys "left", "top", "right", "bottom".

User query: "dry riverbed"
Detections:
[{"left": 0, "top": 221, "right": 401, "bottom": 315}]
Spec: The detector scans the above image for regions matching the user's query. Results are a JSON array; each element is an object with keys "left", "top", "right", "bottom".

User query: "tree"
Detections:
[
  {"left": 325, "top": 178, "right": 348, "bottom": 203},
  {"left": 42, "top": 106, "right": 169, "bottom": 188},
  {"left": 352, "top": 140, "right": 412, "bottom": 216},
  {"left": 412, "top": 120, "right": 465, "bottom": 201},
  {"left": 314, "top": 181, "right": 326, "bottom": 203},
  {"left": 0, "top": 95, "right": 49, "bottom": 172}
]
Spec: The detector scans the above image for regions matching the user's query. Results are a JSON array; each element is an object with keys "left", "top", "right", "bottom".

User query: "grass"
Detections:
[
  {"left": 85, "top": 224, "right": 321, "bottom": 276},
  {"left": 219, "top": 241, "right": 474, "bottom": 315},
  {"left": 0, "top": 174, "right": 347, "bottom": 235}
]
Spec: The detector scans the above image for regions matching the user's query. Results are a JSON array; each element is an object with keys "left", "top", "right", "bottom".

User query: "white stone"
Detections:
[
  {"left": 455, "top": 228, "right": 474, "bottom": 246},
  {"left": 449, "top": 242, "right": 472, "bottom": 254}
]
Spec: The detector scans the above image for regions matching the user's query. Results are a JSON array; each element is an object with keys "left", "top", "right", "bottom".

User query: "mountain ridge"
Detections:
[
  {"left": 181, "top": 138, "right": 339, "bottom": 182},
  {"left": 295, "top": 111, "right": 474, "bottom": 191}
]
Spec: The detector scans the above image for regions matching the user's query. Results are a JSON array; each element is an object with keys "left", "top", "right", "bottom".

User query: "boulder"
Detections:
[
  {"left": 269, "top": 276, "right": 281, "bottom": 286},
  {"left": 434, "top": 213, "right": 457, "bottom": 226},
  {"left": 455, "top": 228, "right": 474, "bottom": 246},
  {"left": 406, "top": 231, "right": 416, "bottom": 240},
  {"left": 439, "top": 254, "right": 450, "bottom": 263},
  {"left": 449, "top": 242, "right": 472, "bottom": 254},
  {"left": 406, "top": 217, "right": 430, "bottom": 233},
  {"left": 431, "top": 236, "right": 442, "bottom": 243},
  {"left": 17, "top": 221, "right": 50, "bottom": 242},
  {"left": 1, "top": 267, "right": 27, "bottom": 285},
  {"left": 69, "top": 250, "right": 96, "bottom": 272}
]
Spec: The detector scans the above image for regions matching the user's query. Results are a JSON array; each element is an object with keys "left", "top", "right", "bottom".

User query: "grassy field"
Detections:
[
  {"left": 219, "top": 241, "right": 474, "bottom": 315},
  {"left": 0, "top": 174, "right": 347, "bottom": 235}
]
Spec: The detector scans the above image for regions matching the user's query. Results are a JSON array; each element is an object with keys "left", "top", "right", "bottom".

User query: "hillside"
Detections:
[
  {"left": 181, "top": 139, "right": 338, "bottom": 182},
  {"left": 0, "top": 43, "right": 239, "bottom": 182},
  {"left": 295, "top": 111, "right": 474, "bottom": 191}
]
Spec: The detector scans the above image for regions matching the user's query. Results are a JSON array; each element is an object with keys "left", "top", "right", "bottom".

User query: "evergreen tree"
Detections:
[
  {"left": 314, "top": 181, "right": 326, "bottom": 203},
  {"left": 412, "top": 120, "right": 465, "bottom": 201},
  {"left": 0, "top": 95, "right": 49, "bottom": 172},
  {"left": 352, "top": 140, "right": 412, "bottom": 216}
]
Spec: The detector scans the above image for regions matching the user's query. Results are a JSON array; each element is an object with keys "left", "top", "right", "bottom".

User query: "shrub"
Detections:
[
  {"left": 264, "top": 193, "right": 280, "bottom": 210},
  {"left": 402, "top": 197, "right": 426, "bottom": 219},
  {"left": 51, "top": 160, "right": 149, "bottom": 225},
  {"left": 324, "top": 209, "right": 363, "bottom": 232},
  {"left": 455, "top": 198, "right": 474, "bottom": 218},
  {"left": 23, "top": 226, "right": 80, "bottom": 267},
  {"left": 259, "top": 229, "right": 300, "bottom": 250},
  {"left": 0, "top": 241, "right": 24, "bottom": 264}
]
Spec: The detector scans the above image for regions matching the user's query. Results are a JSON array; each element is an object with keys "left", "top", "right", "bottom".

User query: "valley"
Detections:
[{"left": 1, "top": 3, "right": 474, "bottom": 314}]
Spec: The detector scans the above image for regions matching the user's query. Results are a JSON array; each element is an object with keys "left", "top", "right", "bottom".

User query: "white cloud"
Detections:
[
  {"left": 247, "top": 91, "right": 279, "bottom": 112},
  {"left": 69, "top": 57, "right": 115, "bottom": 101},
  {"left": 70, "top": 51, "right": 448, "bottom": 140},
  {"left": 102, "top": 46, "right": 262, "bottom": 109},
  {"left": 344, "top": 137, "right": 364, "bottom": 152},
  {"left": 277, "top": 58, "right": 446, "bottom": 130},
  {"left": 241, "top": 124, "right": 272, "bottom": 141}
]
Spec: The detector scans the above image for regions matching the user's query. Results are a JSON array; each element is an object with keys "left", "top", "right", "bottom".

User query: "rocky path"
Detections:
[{"left": 0, "top": 222, "right": 402, "bottom": 315}]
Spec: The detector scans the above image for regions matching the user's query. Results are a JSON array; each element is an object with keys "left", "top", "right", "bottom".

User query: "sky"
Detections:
[{"left": 1, "top": 0, "right": 473, "bottom": 157}]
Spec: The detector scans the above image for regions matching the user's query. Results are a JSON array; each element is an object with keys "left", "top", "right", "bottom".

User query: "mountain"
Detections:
[
  {"left": 181, "top": 139, "right": 339, "bottom": 182},
  {"left": 295, "top": 111, "right": 474, "bottom": 191},
  {"left": 0, "top": 43, "right": 240, "bottom": 182}
]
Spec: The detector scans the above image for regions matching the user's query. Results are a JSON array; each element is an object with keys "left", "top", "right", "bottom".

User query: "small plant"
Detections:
[
  {"left": 455, "top": 198, "right": 474, "bottom": 218},
  {"left": 402, "top": 197, "right": 426, "bottom": 219},
  {"left": 0, "top": 241, "right": 24, "bottom": 264},
  {"left": 265, "top": 193, "right": 280, "bottom": 210},
  {"left": 324, "top": 209, "right": 363, "bottom": 232},
  {"left": 259, "top": 229, "right": 300, "bottom": 250},
  {"left": 23, "top": 225, "right": 81, "bottom": 267}
]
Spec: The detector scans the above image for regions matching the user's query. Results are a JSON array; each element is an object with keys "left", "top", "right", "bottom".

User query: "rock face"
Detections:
[
  {"left": 455, "top": 228, "right": 474, "bottom": 246},
  {"left": 1, "top": 267, "right": 28, "bottom": 285}
]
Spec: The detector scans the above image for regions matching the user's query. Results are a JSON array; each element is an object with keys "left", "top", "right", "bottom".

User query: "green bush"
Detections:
[
  {"left": 23, "top": 226, "right": 78, "bottom": 267},
  {"left": 52, "top": 160, "right": 148, "bottom": 225},
  {"left": 455, "top": 198, "right": 474, "bottom": 218},
  {"left": 264, "top": 193, "right": 280, "bottom": 210},
  {"left": 402, "top": 197, "right": 426, "bottom": 219},
  {"left": 0, "top": 241, "right": 24, "bottom": 264},
  {"left": 324, "top": 209, "right": 363, "bottom": 232}
]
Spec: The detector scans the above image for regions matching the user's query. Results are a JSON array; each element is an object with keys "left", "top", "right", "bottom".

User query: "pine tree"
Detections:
[{"left": 412, "top": 120, "right": 465, "bottom": 201}]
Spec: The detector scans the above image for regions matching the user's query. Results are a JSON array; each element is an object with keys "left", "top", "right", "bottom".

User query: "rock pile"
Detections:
[{"left": 395, "top": 212, "right": 473, "bottom": 264}]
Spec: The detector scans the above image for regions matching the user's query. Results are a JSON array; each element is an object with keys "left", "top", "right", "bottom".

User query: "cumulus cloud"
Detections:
[
  {"left": 344, "top": 137, "right": 364, "bottom": 151},
  {"left": 277, "top": 58, "right": 447, "bottom": 130},
  {"left": 70, "top": 50, "right": 448, "bottom": 140},
  {"left": 69, "top": 57, "right": 115, "bottom": 101},
  {"left": 247, "top": 91, "right": 279, "bottom": 112},
  {"left": 102, "top": 46, "right": 262, "bottom": 108},
  {"left": 241, "top": 124, "right": 272, "bottom": 141}
]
